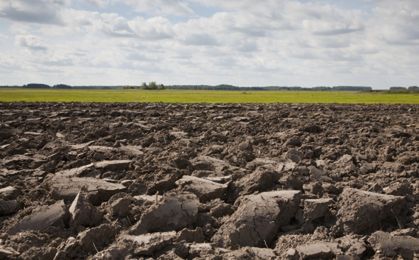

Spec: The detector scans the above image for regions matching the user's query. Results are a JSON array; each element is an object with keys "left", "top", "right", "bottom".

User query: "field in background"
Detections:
[{"left": 0, "top": 88, "right": 418, "bottom": 104}]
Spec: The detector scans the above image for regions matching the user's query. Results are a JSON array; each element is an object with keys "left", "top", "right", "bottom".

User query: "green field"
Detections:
[{"left": 0, "top": 88, "right": 418, "bottom": 104}]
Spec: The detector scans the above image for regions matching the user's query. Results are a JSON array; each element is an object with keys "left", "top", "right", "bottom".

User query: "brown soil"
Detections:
[{"left": 0, "top": 103, "right": 418, "bottom": 259}]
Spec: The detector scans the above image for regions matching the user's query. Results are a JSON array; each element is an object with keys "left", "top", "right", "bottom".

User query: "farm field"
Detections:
[
  {"left": 0, "top": 103, "right": 418, "bottom": 259},
  {"left": 0, "top": 88, "right": 418, "bottom": 104},
  {"left": 2, "top": 0, "right": 419, "bottom": 258}
]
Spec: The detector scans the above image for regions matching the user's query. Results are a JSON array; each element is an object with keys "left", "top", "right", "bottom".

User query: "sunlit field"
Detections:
[{"left": 0, "top": 88, "right": 418, "bottom": 104}]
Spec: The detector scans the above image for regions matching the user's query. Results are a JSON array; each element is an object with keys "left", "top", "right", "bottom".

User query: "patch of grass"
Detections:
[{"left": 0, "top": 88, "right": 418, "bottom": 104}]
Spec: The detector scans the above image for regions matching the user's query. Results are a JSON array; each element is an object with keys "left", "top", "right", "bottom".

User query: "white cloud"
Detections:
[
  {"left": 119, "top": 0, "right": 195, "bottom": 16},
  {"left": 129, "top": 16, "right": 174, "bottom": 40},
  {"left": 100, "top": 13, "right": 135, "bottom": 37},
  {"left": 0, "top": 0, "right": 418, "bottom": 87},
  {"left": 15, "top": 34, "right": 48, "bottom": 51},
  {"left": 86, "top": 0, "right": 110, "bottom": 8},
  {"left": 0, "top": 0, "right": 69, "bottom": 24},
  {"left": 369, "top": 0, "right": 419, "bottom": 45}
]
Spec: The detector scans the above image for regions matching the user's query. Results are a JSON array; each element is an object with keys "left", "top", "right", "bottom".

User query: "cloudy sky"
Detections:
[{"left": 1, "top": 0, "right": 418, "bottom": 88}]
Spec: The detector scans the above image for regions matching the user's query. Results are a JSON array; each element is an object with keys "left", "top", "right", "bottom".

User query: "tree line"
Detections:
[{"left": 5, "top": 83, "right": 418, "bottom": 92}]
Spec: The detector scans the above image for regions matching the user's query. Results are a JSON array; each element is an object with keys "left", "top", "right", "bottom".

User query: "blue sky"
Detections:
[{"left": 1, "top": 0, "right": 418, "bottom": 88}]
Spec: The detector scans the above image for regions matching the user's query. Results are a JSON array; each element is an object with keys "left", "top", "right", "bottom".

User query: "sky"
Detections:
[{"left": 0, "top": 0, "right": 418, "bottom": 88}]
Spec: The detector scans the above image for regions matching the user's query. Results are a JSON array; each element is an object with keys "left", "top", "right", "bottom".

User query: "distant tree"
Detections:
[
  {"left": 142, "top": 81, "right": 165, "bottom": 90},
  {"left": 313, "top": 86, "right": 332, "bottom": 91},
  {"left": 148, "top": 81, "right": 158, "bottom": 89},
  {"left": 53, "top": 84, "right": 72, "bottom": 89},
  {"left": 333, "top": 86, "right": 372, "bottom": 91},
  {"left": 23, "top": 83, "right": 50, "bottom": 88},
  {"left": 389, "top": 86, "right": 408, "bottom": 92}
]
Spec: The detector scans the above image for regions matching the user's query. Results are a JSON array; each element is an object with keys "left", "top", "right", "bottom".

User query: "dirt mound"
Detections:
[{"left": 0, "top": 103, "right": 418, "bottom": 259}]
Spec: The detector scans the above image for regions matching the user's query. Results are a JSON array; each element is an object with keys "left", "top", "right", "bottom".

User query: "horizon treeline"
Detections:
[{"left": 1, "top": 83, "right": 418, "bottom": 92}]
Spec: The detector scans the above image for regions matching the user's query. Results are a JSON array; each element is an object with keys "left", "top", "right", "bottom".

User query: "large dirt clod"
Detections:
[
  {"left": 287, "top": 242, "right": 341, "bottom": 260},
  {"left": 109, "top": 196, "right": 133, "bottom": 218},
  {"left": 129, "top": 193, "right": 199, "bottom": 235},
  {"left": 191, "top": 156, "right": 237, "bottom": 175},
  {"left": 48, "top": 175, "right": 126, "bottom": 204},
  {"left": 303, "top": 198, "right": 333, "bottom": 222},
  {"left": 175, "top": 175, "right": 228, "bottom": 202},
  {"left": 120, "top": 231, "right": 177, "bottom": 256},
  {"left": 8, "top": 200, "right": 68, "bottom": 235},
  {"left": 69, "top": 191, "right": 103, "bottom": 227},
  {"left": 54, "top": 223, "right": 117, "bottom": 259},
  {"left": 337, "top": 188, "right": 406, "bottom": 234},
  {"left": 368, "top": 231, "right": 419, "bottom": 258},
  {"left": 212, "top": 190, "right": 301, "bottom": 248},
  {"left": 55, "top": 163, "right": 94, "bottom": 177},
  {"left": 94, "top": 160, "right": 132, "bottom": 171},
  {"left": 235, "top": 167, "right": 281, "bottom": 196}
]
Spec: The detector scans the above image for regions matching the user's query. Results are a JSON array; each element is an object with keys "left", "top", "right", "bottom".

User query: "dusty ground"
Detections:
[{"left": 0, "top": 103, "right": 418, "bottom": 259}]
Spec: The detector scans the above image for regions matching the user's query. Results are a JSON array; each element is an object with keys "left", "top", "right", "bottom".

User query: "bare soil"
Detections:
[{"left": 0, "top": 103, "right": 418, "bottom": 259}]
